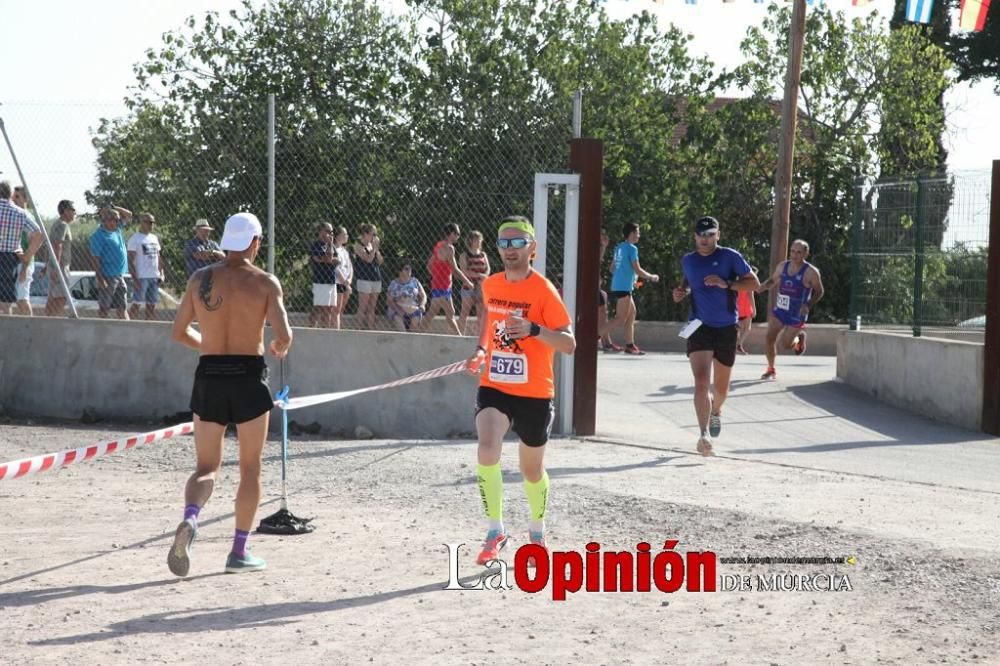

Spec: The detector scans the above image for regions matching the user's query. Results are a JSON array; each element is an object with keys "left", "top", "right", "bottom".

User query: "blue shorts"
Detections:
[
  {"left": 431, "top": 288, "right": 452, "bottom": 299},
  {"left": 771, "top": 308, "right": 806, "bottom": 329},
  {"left": 133, "top": 277, "right": 160, "bottom": 305}
]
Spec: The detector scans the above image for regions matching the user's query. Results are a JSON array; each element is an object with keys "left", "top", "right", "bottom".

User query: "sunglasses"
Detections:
[
  {"left": 497, "top": 237, "right": 531, "bottom": 249},
  {"left": 697, "top": 231, "right": 718, "bottom": 238}
]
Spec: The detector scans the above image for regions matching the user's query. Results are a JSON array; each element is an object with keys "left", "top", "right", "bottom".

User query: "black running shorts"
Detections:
[
  {"left": 609, "top": 290, "right": 632, "bottom": 301},
  {"left": 475, "top": 386, "right": 555, "bottom": 447},
  {"left": 189, "top": 355, "right": 274, "bottom": 425},
  {"left": 686, "top": 323, "right": 738, "bottom": 368}
]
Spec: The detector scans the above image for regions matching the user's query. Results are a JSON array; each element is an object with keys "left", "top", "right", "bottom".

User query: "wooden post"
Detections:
[
  {"left": 768, "top": 0, "right": 807, "bottom": 310},
  {"left": 570, "top": 138, "right": 603, "bottom": 436},
  {"left": 982, "top": 160, "right": 1000, "bottom": 435}
]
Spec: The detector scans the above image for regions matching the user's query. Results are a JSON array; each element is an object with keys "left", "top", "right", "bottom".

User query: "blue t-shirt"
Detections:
[
  {"left": 90, "top": 225, "right": 128, "bottom": 277},
  {"left": 610, "top": 241, "right": 639, "bottom": 292},
  {"left": 681, "top": 246, "right": 752, "bottom": 328},
  {"left": 310, "top": 240, "right": 338, "bottom": 284}
]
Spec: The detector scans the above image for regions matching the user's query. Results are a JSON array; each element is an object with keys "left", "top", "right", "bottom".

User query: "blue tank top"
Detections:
[{"left": 775, "top": 261, "right": 813, "bottom": 325}]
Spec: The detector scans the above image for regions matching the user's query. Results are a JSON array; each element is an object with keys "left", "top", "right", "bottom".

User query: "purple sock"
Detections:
[
  {"left": 232, "top": 529, "right": 250, "bottom": 557},
  {"left": 183, "top": 504, "right": 200, "bottom": 524}
]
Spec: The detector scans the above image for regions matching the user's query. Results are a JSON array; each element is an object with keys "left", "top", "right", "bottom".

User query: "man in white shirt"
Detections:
[{"left": 127, "top": 212, "right": 164, "bottom": 320}]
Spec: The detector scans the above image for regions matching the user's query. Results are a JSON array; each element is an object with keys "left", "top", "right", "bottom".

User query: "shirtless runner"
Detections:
[{"left": 167, "top": 212, "right": 293, "bottom": 576}]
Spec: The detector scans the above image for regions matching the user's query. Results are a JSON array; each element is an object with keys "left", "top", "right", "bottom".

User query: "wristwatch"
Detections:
[
  {"left": 725, "top": 279, "right": 734, "bottom": 289},
  {"left": 529, "top": 323, "right": 541, "bottom": 337},
  {"left": 475, "top": 345, "right": 487, "bottom": 354}
]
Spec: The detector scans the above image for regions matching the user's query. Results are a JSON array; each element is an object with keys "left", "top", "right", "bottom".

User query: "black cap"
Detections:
[{"left": 695, "top": 216, "right": 719, "bottom": 235}]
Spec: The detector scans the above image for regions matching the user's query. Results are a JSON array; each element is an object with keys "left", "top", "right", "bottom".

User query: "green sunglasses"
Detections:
[{"left": 497, "top": 237, "right": 531, "bottom": 249}]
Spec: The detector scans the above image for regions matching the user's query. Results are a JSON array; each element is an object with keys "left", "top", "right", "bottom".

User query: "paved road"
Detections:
[{"left": 595, "top": 351, "right": 1000, "bottom": 493}]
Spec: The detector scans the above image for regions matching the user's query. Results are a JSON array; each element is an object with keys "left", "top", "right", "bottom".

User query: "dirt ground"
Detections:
[{"left": 1, "top": 417, "right": 998, "bottom": 665}]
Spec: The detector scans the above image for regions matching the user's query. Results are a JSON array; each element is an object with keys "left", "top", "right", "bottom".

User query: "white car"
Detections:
[
  {"left": 956, "top": 315, "right": 985, "bottom": 329},
  {"left": 26, "top": 262, "right": 180, "bottom": 313}
]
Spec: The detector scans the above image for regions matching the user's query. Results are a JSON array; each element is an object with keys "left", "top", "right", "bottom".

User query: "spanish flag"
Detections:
[{"left": 959, "top": 0, "right": 992, "bottom": 31}]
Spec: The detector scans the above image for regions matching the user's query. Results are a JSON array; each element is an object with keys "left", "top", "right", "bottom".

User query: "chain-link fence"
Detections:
[
  {"left": 849, "top": 170, "right": 991, "bottom": 334},
  {"left": 1, "top": 97, "right": 571, "bottom": 331}
]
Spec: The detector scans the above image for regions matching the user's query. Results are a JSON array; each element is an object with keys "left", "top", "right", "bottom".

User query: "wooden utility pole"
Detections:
[
  {"left": 983, "top": 160, "right": 1000, "bottom": 435},
  {"left": 768, "top": 0, "right": 807, "bottom": 310}
]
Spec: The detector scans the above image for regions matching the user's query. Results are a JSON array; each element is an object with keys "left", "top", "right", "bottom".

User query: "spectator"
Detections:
[
  {"left": 458, "top": 230, "right": 490, "bottom": 336},
  {"left": 423, "top": 223, "right": 474, "bottom": 335},
  {"left": 0, "top": 181, "right": 43, "bottom": 315},
  {"left": 386, "top": 259, "right": 427, "bottom": 332},
  {"left": 11, "top": 186, "right": 37, "bottom": 316},
  {"left": 353, "top": 223, "right": 384, "bottom": 329},
  {"left": 127, "top": 213, "right": 164, "bottom": 320},
  {"left": 45, "top": 199, "right": 77, "bottom": 316},
  {"left": 90, "top": 204, "right": 133, "bottom": 319},
  {"left": 333, "top": 226, "right": 353, "bottom": 330},
  {"left": 310, "top": 222, "right": 339, "bottom": 328},
  {"left": 183, "top": 219, "right": 225, "bottom": 277}
]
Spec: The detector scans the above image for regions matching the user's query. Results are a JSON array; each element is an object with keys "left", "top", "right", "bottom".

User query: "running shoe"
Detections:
[
  {"left": 709, "top": 412, "right": 722, "bottom": 438},
  {"left": 696, "top": 436, "right": 715, "bottom": 457},
  {"left": 623, "top": 344, "right": 646, "bottom": 356},
  {"left": 602, "top": 341, "right": 623, "bottom": 353},
  {"left": 793, "top": 331, "right": 807, "bottom": 356},
  {"left": 761, "top": 367, "right": 776, "bottom": 380},
  {"left": 167, "top": 518, "right": 197, "bottom": 577},
  {"left": 526, "top": 531, "right": 549, "bottom": 569},
  {"left": 476, "top": 531, "right": 509, "bottom": 566},
  {"left": 225, "top": 549, "right": 267, "bottom": 573}
]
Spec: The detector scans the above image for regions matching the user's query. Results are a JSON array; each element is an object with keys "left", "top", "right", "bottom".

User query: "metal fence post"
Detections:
[
  {"left": 912, "top": 174, "right": 926, "bottom": 337},
  {"left": 267, "top": 93, "right": 276, "bottom": 275},
  {"left": 849, "top": 177, "right": 863, "bottom": 330}
]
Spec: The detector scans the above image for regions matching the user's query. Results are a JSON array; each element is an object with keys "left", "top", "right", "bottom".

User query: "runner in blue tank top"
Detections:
[
  {"left": 757, "top": 239, "right": 825, "bottom": 380},
  {"left": 672, "top": 216, "right": 759, "bottom": 456},
  {"left": 600, "top": 222, "right": 660, "bottom": 355}
]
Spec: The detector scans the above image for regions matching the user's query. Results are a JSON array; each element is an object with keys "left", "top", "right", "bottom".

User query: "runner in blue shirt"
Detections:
[
  {"left": 673, "top": 216, "right": 759, "bottom": 456},
  {"left": 756, "top": 239, "right": 825, "bottom": 380},
  {"left": 599, "top": 222, "right": 659, "bottom": 355}
]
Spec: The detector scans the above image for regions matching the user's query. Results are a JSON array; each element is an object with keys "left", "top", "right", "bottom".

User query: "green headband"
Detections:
[{"left": 498, "top": 219, "right": 535, "bottom": 237}]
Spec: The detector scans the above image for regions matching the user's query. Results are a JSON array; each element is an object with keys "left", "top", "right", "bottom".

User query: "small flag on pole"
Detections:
[
  {"left": 905, "top": 0, "right": 934, "bottom": 23},
  {"left": 959, "top": 0, "right": 992, "bottom": 31}
]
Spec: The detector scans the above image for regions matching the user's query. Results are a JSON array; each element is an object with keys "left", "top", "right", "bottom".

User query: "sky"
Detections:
[{"left": 1, "top": 0, "right": 996, "bottom": 221}]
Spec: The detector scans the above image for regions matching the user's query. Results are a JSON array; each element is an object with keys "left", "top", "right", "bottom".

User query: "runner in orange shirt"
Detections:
[{"left": 465, "top": 216, "right": 576, "bottom": 566}]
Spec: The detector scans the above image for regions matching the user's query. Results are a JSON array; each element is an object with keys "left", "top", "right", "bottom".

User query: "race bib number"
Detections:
[
  {"left": 489, "top": 351, "right": 528, "bottom": 384},
  {"left": 776, "top": 294, "right": 790, "bottom": 311}
]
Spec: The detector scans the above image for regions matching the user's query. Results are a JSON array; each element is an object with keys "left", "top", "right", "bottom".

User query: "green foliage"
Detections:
[{"left": 88, "top": 0, "right": 964, "bottom": 322}]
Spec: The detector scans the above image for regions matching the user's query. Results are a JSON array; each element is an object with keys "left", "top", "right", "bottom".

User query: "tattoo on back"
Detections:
[{"left": 199, "top": 269, "right": 223, "bottom": 311}]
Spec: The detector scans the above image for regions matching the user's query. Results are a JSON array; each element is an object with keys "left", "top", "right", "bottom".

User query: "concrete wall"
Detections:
[
  {"left": 0, "top": 317, "right": 479, "bottom": 438},
  {"left": 836, "top": 330, "right": 984, "bottom": 432}
]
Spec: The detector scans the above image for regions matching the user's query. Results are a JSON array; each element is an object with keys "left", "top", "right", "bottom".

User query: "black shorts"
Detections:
[
  {"left": 0, "top": 252, "right": 19, "bottom": 303},
  {"left": 189, "top": 355, "right": 274, "bottom": 425},
  {"left": 686, "top": 324, "right": 738, "bottom": 368},
  {"left": 476, "top": 386, "right": 555, "bottom": 447},
  {"left": 609, "top": 290, "right": 632, "bottom": 301},
  {"left": 336, "top": 284, "right": 347, "bottom": 294}
]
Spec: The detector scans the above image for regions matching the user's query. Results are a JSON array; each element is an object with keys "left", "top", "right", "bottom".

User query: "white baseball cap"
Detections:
[{"left": 219, "top": 212, "right": 263, "bottom": 251}]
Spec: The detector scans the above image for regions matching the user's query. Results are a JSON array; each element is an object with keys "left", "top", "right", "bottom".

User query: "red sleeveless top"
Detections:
[{"left": 429, "top": 241, "right": 452, "bottom": 291}]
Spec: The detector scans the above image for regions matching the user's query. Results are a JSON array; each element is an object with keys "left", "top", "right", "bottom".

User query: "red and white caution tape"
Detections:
[
  {"left": 0, "top": 422, "right": 194, "bottom": 483},
  {"left": 281, "top": 360, "right": 468, "bottom": 411},
  {"left": 0, "top": 359, "right": 470, "bottom": 483}
]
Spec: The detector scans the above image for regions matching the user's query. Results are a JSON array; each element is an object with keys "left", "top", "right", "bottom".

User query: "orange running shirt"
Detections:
[{"left": 479, "top": 269, "right": 572, "bottom": 399}]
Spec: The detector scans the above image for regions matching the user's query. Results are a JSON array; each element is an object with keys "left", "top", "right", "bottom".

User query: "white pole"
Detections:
[
  {"left": 559, "top": 183, "right": 580, "bottom": 434},
  {"left": 532, "top": 174, "right": 548, "bottom": 278},
  {"left": 0, "top": 117, "right": 78, "bottom": 318},
  {"left": 267, "top": 94, "right": 276, "bottom": 274}
]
